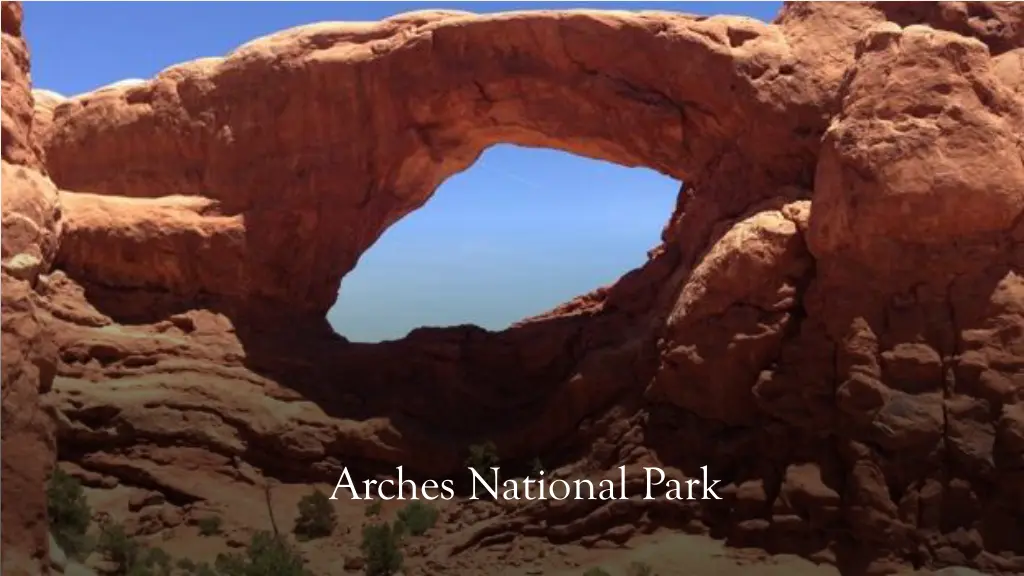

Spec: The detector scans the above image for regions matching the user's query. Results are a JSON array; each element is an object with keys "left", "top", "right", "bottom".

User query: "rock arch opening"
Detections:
[
  {"left": 327, "top": 144, "right": 679, "bottom": 342},
  {"left": 40, "top": 9, "right": 823, "bottom": 324}
]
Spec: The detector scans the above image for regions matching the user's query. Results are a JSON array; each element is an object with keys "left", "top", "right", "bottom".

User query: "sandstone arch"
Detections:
[
  {"left": 40, "top": 9, "right": 823, "bottom": 318},
  {"left": 6, "top": 2, "right": 1024, "bottom": 575}
]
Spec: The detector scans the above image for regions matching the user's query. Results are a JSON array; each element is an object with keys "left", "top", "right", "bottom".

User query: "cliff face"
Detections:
[
  {"left": 1, "top": 3, "right": 59, "bottom": 575},
  {"left": 4, "top": 2, "right": 1024, "bottom": 575}
]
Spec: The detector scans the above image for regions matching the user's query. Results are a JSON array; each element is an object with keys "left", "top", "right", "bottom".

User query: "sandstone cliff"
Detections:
[
  {"left": 3, "top": 2, "right": 1024, "bottom": 575},
  {"left": 1, "top": 3, "right": 59, "bottom": 575}
]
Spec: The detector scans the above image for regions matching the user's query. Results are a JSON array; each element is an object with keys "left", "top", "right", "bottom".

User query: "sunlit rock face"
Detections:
[
  {"left": 3, "top": 1, "right": 1023, "bottom": 574},
  {"left": 2, "top": 3, "right": 58, "bottom": 575}
]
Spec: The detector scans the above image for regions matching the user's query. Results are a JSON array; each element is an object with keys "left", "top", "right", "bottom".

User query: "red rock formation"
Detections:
[
  {"left": 5, "top": 2, "right": 1024, "bottom": 575},
  {"left": 1, "top": 3, "right": 59, "bottom": 575},
  {"left": 38, "top": 8, "right": 830, "bottom": 317},
  {"left": 1, "top": 2, "right": 40, "bottom": 171},
  {"left": 29, "top": 88, "right": 63, "bottom": 167},
  {"left": 1, "top": 278, "right": 58, "bottom": 576}
]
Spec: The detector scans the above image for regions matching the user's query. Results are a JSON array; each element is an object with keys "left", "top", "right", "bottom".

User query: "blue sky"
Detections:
[{"left": 24, "top": 1, "right": 782, "bottom": 342}]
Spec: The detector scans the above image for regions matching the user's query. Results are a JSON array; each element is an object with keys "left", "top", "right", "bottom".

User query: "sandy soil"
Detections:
[{"left": 506, "top": 532, "right": 843, "bottom": 576}]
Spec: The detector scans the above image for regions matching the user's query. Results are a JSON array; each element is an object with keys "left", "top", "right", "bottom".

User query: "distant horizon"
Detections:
[{"left": 24, "top": 1, "right": 781, "bottom": 342}]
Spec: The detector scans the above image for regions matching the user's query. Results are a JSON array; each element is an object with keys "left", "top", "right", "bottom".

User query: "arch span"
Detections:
[{"left": 41, "top": 9, "right": 819, "bottom": 317}]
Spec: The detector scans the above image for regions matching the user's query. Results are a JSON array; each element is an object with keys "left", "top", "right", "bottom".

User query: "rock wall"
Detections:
[
  {"left": 1, "top": 3, "right": 59, "bottom": 575},
  {"left": 1, "top": 1, "right": 40, "bottom": 171},
  {"left": 4, "top": 2, "right": 1024, "bottom": 575},
  {"left": 38, "top": 7, "right": 832, "bottom": 318}
]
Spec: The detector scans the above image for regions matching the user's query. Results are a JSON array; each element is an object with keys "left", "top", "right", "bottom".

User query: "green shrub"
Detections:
[
  {"left": 140, "top": 547, "right": 173, "bottom": 576},
  {"left": 627, "top": 561, "right": 655, "bottom": 576},
  {"left": 360, "top": 522, "right": 403, "bottom": 576},
  {"left": 364, "top": 500, "right": 382, "bottom": 518},
  {"left": 96, "top": 521, "right": 144, "bottom": 575},
  {"left": 176, "top": 558, "right": 216, "bottom": 576},
  {"left": 47, "top": 467, "right": 93, "bottom": 560},
  {"left": 395, "top": 501, "right": 438, "bottom": 537},
  {"left": 197, "top": 515, "right": 223, "bottom": 537},
  {"left": 93, "top": 520, "right": 179, "bottom": 576},
  {"left": 214, "top": 531, "right": 311, "bottom": 576},
  {"left": 293, "top": 489, "right": 335, "bottom": 541},
  {"left": 390, "top": 517, "right": 406, "bottom": 540},
  {"left": 582, "top": 569, "right": 612, "bottom": 576},
  {"left": 465, "top": 441, "right": 500, "bottom": 480},
  {"left": 194, "top": 564, "right": 218, "bottom": 576}
]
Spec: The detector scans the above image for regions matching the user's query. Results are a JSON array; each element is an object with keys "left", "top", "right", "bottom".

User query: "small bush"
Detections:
[
  {"left": 214, "top": 531, "right": 311, "bottom": 576},
  {"left": 395, "top": 501, "right": 438, "bottom": 536},
  {"left": 195, "top": 564, "right": 218, "bottom": 576},
  {"left": 293, "top": 489, "right": 336, "bottom": 541},
  {"left": 96, "top": 521, "right": 144, "bottom": 574},
  {"left": 364, "top": 500, "right": 382, "bottom": 518},
  {"left": 390, "top": 519, "right": 406, "bottom": 540},
  {"left": 141, "top": 546, "right": 173, "bottom": 576},
  {"left": 93, "top": 520, "right": 177, "bottom": 576},
  {"left": 360, "top": 522, "right": 403, "bottom": 576},
  {"left": 47, "top": 467, "right": 93, "bottom": 560},
  {"left": 177, "top": 559, "right": 216, "bottom": 576},
  {"left": 582, "top": 568, "right": 611, "bottom": 576},
  {"left": 627, "top": 561, "right": 655, "bottom": 576},
  {"left": 197, "top": 515, "right": 223, "bottom": 537},
  {"left": 465, "top": 441, "right": 500, "bottom": 480}
]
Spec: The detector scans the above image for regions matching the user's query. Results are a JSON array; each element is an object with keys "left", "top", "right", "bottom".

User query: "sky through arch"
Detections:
[{"left": 327, "top": 144, "right": 679, "bottom": 342}]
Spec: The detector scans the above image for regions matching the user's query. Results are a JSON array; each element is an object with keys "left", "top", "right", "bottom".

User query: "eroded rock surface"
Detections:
[
  {"left": 1, "top": 3, "right": 59, "bottom": 575},
  {"left": 1, "top": 2, "right": 40, "bottom": 171},
  {"left": 4, "top": 1, "right": 1024, "bottom": 575}
]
